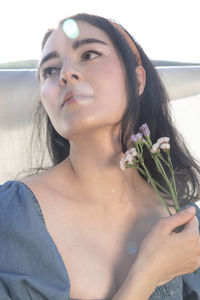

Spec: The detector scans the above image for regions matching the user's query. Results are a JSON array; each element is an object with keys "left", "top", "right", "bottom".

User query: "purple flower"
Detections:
[
  {"left": 139, "top": 123, "right": 150, "bottom": 136},
  {"left": 130, "top": 132, "right": 143, "bottom": 143}
]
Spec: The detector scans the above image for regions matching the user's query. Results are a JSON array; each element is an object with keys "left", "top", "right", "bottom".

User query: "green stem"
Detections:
[
  {"left": 135, "top": 144, "right": 141, "bottom": 157},
  {"left": 153, "top": 156, "right": 180, "bottom": 212},
  {"left": 140, "top": 159, "right": 172, "bottom": 216},
  {"left": 138, "top": 166, "right": 171, "bottom": 195},
  {"left": 157, "top": 152, "right": 171, "bottom": 168},
  {"left": 126, "top": 161, "right": 171, "bottom": 196},
  {"left": 166, "top": 152, "right": 178, "bottom": 199},
  {"left": 156, "top": 153, "right": 177, "bottom": 191}
]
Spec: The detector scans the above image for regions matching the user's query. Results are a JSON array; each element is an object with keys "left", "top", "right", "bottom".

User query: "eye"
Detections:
[
  {"left": 81, "top": 50, "right": 102, "bottom": 61},
  {"left": 40, "top": 67, "right": 59, "bottom": 80}
]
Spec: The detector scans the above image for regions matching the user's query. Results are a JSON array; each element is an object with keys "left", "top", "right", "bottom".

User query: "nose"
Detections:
[{"left": 59, "top": 63, "right": 82, "bottom": 86}]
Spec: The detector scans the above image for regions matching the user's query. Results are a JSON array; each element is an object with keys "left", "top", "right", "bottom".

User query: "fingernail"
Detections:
[{"left": 187, "top": 207, "right": 195, "bottom": 213}]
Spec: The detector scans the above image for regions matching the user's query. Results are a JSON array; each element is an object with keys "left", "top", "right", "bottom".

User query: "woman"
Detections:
[{"left": 0, "top": 13, "right": 200, "bottom": 300}]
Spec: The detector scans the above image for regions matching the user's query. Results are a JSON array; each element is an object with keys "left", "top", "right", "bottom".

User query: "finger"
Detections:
[
  {"left": 165, "top": 207, "right": 196, "bottom": 232},
  {"left": 182, "top": 215, "right": 199, "bottom": 235}
]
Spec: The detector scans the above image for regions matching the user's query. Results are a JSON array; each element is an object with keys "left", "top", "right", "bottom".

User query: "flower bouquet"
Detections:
[
  {"left": 120, "top": 123, "right": 179, "bottom": 217},
  {"left": 119, "top": 123, "right": 198, "bottom": 274}
]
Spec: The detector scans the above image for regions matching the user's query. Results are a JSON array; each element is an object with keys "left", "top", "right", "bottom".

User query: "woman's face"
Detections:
[{"left": 38, "top": 20, "right": 127, "bottom": 139}]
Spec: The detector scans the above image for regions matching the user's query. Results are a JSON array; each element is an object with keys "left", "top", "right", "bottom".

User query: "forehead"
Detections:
[{"left": 41, "top": 20, "right": 113, "bottom": 57}]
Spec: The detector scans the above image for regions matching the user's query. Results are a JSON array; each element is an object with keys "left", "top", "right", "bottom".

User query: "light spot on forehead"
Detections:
[
  {"left": 62, "top": 19, "right": 80, "bottom": 39},
  {"left": 59, "top": 19, "right": 111, "bottom": 44}
]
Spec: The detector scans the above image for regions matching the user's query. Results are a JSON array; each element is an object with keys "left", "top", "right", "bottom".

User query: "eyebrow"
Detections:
[{"left": 38, "top": 38, "right": 108, "bottom": 71}]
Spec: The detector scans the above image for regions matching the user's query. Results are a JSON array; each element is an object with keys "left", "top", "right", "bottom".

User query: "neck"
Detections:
[{"left": 57, "top": 130, "right": 152, "bottom": 209}]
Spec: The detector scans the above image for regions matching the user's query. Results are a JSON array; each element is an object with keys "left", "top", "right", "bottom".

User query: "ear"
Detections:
[{"left": 135, "top": 66, "right": 146, "bottom": 96}]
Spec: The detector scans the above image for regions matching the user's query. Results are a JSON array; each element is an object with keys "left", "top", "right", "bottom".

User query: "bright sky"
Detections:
[{"left": 1, "top": 0, "right": 200, "bottom": 64}]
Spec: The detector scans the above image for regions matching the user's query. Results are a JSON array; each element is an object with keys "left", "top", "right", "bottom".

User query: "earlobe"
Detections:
[{"left": 136, "top": 66, "right": 146, "bottom": 96}]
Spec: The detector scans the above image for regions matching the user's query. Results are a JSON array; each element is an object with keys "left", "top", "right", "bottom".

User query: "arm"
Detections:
[{"left": 112, "top": 267, "right": 156, "bottom": 300}]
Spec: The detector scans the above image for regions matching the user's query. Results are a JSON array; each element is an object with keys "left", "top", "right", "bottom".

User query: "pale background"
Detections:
[{"left": 0, "top": 0, "right": 200, "bottom": 64}]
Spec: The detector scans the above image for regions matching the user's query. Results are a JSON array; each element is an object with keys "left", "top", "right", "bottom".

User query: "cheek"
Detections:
[
  {"left": 100, "top": 56, "right": 126, "bottom": 93},
  {"left": 94, "top": 60, "right": 127, "bottom": 114},
  {"left": 40, "top": 82, "right": 59, "bottom": 115}
]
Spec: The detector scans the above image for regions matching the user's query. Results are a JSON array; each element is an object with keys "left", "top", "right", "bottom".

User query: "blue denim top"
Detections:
[{"left": 0, "top": 180, "right": 200, "bottom": 300}]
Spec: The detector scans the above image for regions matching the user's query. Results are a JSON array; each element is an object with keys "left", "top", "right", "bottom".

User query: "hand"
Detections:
[{"left": 131, "top": 207, "right": 200, "bottom": 287}]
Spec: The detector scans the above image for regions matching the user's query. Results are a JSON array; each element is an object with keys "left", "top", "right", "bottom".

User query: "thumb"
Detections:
[{"left": 167, "top": 206, "right": 196, "bottom": 232}]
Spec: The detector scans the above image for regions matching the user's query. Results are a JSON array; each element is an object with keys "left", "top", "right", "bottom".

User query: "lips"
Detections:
[
  {"left": 61, "top": 91, "right": 73, "bottom": 107},
  {"left": 61, "top": 90, "right": 92, "bottom": 107}
]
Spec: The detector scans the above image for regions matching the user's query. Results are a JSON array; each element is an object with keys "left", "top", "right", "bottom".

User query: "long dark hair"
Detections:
[{"left": 16, "top": 13, "right": 200, "bottom": 208}]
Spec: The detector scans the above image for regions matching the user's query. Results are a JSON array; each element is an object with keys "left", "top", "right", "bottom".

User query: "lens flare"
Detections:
[
  {"left": 62, "top": 19, "right": 79, "bottom": 39},
  {"left": 126, "top": 241, "right": 138, "bottom": 254}
]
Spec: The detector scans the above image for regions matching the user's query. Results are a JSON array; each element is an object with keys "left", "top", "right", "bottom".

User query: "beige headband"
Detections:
[{"left": 109, "top": 20, "right": 142, "bottom": 66}]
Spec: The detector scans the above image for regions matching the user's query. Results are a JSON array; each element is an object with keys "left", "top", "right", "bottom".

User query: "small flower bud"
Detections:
[
  {"left": 157, "top": 137, "right": 170, "bottom": 145},
  {"left": 129, "top": 147, "right": 138, "bottom": 157},
  {"left": 139, "top": 123, "right": 150, "bottom": 136},
  {"left": 120, "top": 158, "right": 126, "bottom": 170},
  {"left": 160, "top": 143, "right": 170, "bottom": 151},
  {"left": 151, "top": 143, "right": 160, "bottom": 153},
  {"left": 126, "top": 153, "right": 133, "bottom": 164},
  {"left": 130, "top": 133, "right": 143, "bottom": 144}
]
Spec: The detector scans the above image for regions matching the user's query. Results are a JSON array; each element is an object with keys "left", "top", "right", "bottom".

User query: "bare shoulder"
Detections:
[
  {"left": 20, "top": 170, "right": 50, "bottom": 192},
  {"left": 19, "top": 164, "right": 62, "bottom": 200},
  {"left": 19, "top": 173, "right": 52, "bottom": 211},
  {"left": 19, "top": 160, "right": 75, "bottom": 210},
  {"left": 19, "top": 160, "right": 67, "bottom": 191}
]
